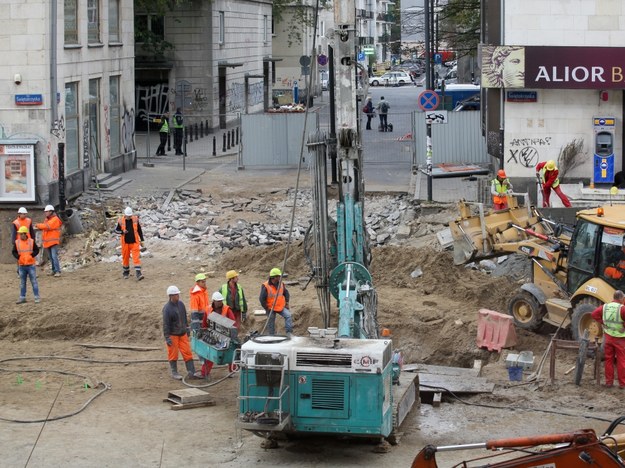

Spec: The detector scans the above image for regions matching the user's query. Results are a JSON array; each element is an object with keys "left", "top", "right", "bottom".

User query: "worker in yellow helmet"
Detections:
[
  {"left": 12, "top": 226, "right": 40, "bottom": 304},
  {"left": 220, "top": 270, "right": 248, "bottom": 328},
  {"left": 536, "top": 160, "right": 571, "bottom": 207},
  {"left": 259, "top": 268, "right": 293, "bottom": 337}
]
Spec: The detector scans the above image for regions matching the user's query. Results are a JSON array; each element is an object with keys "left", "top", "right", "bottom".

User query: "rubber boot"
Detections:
[
  {"left": 135, "top": 267, "right": 144, "bottom": 281},
  {"left": 185, "top": 360, "right": 202, "bottom": 379},
  {"left": 169, "top": 361, "right": 182, "bottom": 380},
  {"left": 122, "top": 266, "right": 130, "bottom": 279}
]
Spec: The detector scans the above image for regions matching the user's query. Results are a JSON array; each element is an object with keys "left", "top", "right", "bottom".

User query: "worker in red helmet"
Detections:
[{"left": 491, "top": 169, "right": 514, "bottom": 210}]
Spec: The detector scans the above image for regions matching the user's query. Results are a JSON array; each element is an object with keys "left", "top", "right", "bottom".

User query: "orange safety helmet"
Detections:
[{"left": 497, "top": 169, "right": 507, "bottom": 179}]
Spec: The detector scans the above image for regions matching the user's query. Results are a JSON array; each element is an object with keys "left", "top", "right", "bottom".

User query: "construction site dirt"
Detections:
[{"left": 0, "top": 165, "right": 621, "bottom": 467}]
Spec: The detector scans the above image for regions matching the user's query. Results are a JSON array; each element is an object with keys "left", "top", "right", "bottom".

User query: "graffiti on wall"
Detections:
[
  {"left": 47, "top": 141, "right": 59, "bottom": 181},
  {"left": 249, "top": 82, "right": 264, "bottom": 107},
  {"left": 103, "top": 104, "right": 110, "bottom": 158},
  {"left": 227, "top": 83, "right": 244, "bottom": 112},
  {"left": 192, "top": 88, "right": 209, "bottom": 111},
  {"left": 83, "top": 119, "right": 90, "bottom": 168},
  {"left": 509, "top": 137, "right": 552, "bottom": 147},
  {"left": 136, "top": 84, "right": 170, "bottom": 123},
  {"left": 50, "top": 116, "right": 65, "bottom": 139},
  {"left": 507, "top": 136, "right": 552, "bottom": 167},
  {"left": 122, "top": 106, "right": 135, "bottom": 153}
]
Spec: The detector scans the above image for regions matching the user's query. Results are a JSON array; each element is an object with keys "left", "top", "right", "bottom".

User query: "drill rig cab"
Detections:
[{"left": 451, "top": 196, "right": 625, "bottom": 342}]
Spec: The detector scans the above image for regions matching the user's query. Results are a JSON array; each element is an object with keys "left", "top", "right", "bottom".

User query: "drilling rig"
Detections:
[{"left": 235, "top": 0, "right": 418, "bottom": 444}]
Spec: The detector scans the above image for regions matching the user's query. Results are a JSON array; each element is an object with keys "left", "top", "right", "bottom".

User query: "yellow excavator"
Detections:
[{"left": 450, "top": 194, "right": 625, "bottom": 341}]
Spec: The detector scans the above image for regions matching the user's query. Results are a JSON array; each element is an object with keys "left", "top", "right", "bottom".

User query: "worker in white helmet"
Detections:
[
  {"left": 201, "top": 291, "right": 237, "bottom": 378},
  {"left": 114, "top": 206, "right": 145, "bottom": 280},
  {"left": 162, "top": 285, "right": 201, "bottom": 380},
  {"left": 35, "top": 205, "right": 63, "bottom": 277}
]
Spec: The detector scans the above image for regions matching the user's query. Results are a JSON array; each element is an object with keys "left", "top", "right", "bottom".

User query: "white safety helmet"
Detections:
[
  {"left": 212, "top": 291, "right": 225, "bottom": 302},
  {"left": 124, "top": 207, "right": 133, "bottom": 216},
  {"left": 167, "top": 285, "right": 181, "bottom": 295},
  {"left": 44, "top": 204, "right": 55, "bottom": 212},
  {"left": 18, "top": 207, "right": 28, "bottom": 214}
]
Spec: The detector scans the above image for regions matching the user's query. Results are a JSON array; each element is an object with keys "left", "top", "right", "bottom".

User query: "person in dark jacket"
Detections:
[{"left": 162, "top": 285, "right": 201, "bottom": 380}]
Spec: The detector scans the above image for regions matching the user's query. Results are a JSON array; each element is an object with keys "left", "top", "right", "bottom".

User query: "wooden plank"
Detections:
[
  {"left": 418, "top": 373, "right": 495, "bottom": 394},
  {"left": 76, "top": 343, "right": 159, "bottom": 351},
  {"left": 432, "top": 392, "right": 442, "bottom": 407},
  {"left": 404, "top": 363, "right": 481, "bottom": 378},
  {"left": 169, "top": 400, "right": 216, "bottom": 411},
  {"left": 167, "top": 388, "right": 212, "bottom": 404}
]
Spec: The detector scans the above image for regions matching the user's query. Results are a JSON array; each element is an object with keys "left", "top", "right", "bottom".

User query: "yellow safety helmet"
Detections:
[
  {"left": 195, "top": 273, "right": 207, "bottom": 282},
  {"left": 17, "top": 226, "right": 29, "bottom": 234},
  {"left": 545, "top": 160, "right": 556, "bottom": 171},
  {"left": 226, "top": 270, "right": 238, "bottom": 280},
  {"left": 269, "top": 268, "right": 282, "bottom": 277}
]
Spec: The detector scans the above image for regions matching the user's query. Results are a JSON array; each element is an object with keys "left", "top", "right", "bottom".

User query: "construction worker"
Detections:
[
  {"left": 491, "top": 169, "right": 513, "bottom": 210},
  {"left": 259, "top": 267, "right": 293, "bottom": 337},
  {"left": 162, "top": 285, "right": 201, "bottom": 380},
  {"left": 35, "top": 205, "right": 63, "bottom": 277},
  {"left": 201, "top": 291, "right": 237, "bottom": 377},
  {"left": 190, "top": 273, "right": 209, "bottom": 332},
  {"left": 11, "top": 207, "right": 35, "bottom": 277},
  {"left": 172, "top": 107, "right": 184, "bottom": 155},
  {"left": 536, "top": 160, "right": 571, "bottom": 208},
  {"left": 12, "top": 226, "right": 40, "bottom": 304},
  {"left": 591, "top": 290, "right": 625, "bottom": 388},
  {"left": 155, "top": 113, "right": 169, "bottom": 156},
  {"left": 605, "top": 239, "right": 625, "bottom": 280},
  {"left": 114, "top": 207, "right": 145, "bottom": 280},
  {"left": 220, "top": 270, "right": 248, "bottom": 329}
]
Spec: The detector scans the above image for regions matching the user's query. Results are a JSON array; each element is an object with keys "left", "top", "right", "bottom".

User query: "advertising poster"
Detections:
[{"left": 0, "top": 143, "right": 36, "bottom": 202}]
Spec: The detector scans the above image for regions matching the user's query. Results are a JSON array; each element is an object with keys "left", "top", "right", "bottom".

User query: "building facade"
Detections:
[
  {"left": 482, "top": 0, "right": 625, "bottom": 187},
  {"left": 0, "top": 0, "right": 135, "bottom": 207}
]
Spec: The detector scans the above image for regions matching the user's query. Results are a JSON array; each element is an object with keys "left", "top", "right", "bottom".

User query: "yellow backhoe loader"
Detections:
[{"left": 450, "top": 194, "right": 625, "bottom": 341}]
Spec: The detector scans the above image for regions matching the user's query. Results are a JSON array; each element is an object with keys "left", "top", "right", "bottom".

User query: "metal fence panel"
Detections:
[
  {"left": 361, "top": 111, "right": 415, "bottom": 165},
  {"left": 241, "top": 112, "right": 319, "bottom": 168},
  {"left": 415, "top": 111, "right": 488, "bottom": 166}
]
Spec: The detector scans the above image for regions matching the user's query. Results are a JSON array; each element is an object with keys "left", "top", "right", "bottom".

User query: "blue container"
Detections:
[{"left": 508, "top": 366, "right": 523, "bottom": 381}]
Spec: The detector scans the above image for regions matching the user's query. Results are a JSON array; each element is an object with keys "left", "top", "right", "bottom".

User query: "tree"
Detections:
[
  {"left": 134, "top": 0, "right": 186, "bottom": 60},
  {"left": 273, "top": 0, "right": 330, "bottom": 48},
  {"left": 437, "top": 0, "right": 480, "bottom": 59}
]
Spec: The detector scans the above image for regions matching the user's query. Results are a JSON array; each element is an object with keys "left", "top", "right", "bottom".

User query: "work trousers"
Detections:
[
  {"left": 174, "top": 128, "right": 183, "bottom": 154},
  {"left": 603, "top": 334, "right": 625, "bottom": 387},
  {"left": 267, "top": 307, "right": 293, "bottom": 335},
  {"left": 542, "top": 186, "right": 571, "bottom": 208},
  {"left": 19, "top": 265, "right": 40, "bottom": 300},
  {"left": 46, "top": 244, "right": 61, "bottom": 274},
  {"left": 121, "top": 242, "right": 141, "bottom": 268},
  {"left": 156, "top": 132, "right": 168, "bottom": 155},
  {"left": 166, "top": 334, "right": 193, "bottom": 362}
]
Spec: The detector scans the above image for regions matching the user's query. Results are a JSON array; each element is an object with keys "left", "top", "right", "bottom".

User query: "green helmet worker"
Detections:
[
  {"left": 220, "top": 269, "right": 248, "bottom": 327},
  {"left": 259, "top": 268, "right": 293, "bottom": 337}
]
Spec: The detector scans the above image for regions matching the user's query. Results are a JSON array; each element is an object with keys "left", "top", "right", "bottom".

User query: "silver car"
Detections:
[{"left": 369, "top": 71, "right": 412, "bottom": 87}]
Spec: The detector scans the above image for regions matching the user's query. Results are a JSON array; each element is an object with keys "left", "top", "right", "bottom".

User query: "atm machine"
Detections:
[{"left": 593, "top": 117, "right": 616, "bottom": 183}]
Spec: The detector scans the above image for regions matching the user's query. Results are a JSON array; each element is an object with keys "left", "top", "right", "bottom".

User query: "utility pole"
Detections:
[{"left": 424, "top": 0, "right": 433, "bottom": 201}]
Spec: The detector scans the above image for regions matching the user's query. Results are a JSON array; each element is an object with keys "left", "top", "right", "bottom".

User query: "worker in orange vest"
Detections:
[
  {"left": 114, "top": 206, "right": 145, "bottom": 280},
  {"left": 259, "top": 267, "right": 293, "bottom": 337},
  {"left": 490, "top": 169, "right": 513, "bottom": 210},
  {"left": 11, "top": 207, "right": 35, "bottom": 277},
  {"left": 35, "top": 205, "right": 63, "bottom": 277},
  {"left": 201, "top": 291, "right": 237, "bottom": 378},
  {"left": 12, "top": 226, "right": 40, "bottom": 304}
]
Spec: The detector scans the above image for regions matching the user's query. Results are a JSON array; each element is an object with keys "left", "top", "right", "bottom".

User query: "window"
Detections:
[
  {"left": 88, "top": 0, "right": 100, "bottom": 43},
  {"left": 263, "top": 15, "right": 268, "bottom": 43},
  {"left": 109, "top": 0, "right": 120, "bottom": 42},
  {"left": 219, "top": 11, "right": 225, "bottom": 44},
  {"left": 109, "top": 76, "right": 121, "bottom": 156},
  {"left": 64, "top": 0, "right": 78, "bottom": 44},
  {"left": 319, "top": 20, "right": 325, "bottom": 37},
  {"left": 89, "top": 79, "right": 101, "bottom": 169},
  {"left": 65, "top": 83, "right": 80, "bottom": 173},
  {"left": 134, "top": 14, "right": 164, "bottom": 43}
]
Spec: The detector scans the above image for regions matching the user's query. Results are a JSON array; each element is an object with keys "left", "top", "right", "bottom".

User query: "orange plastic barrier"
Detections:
[{"left": 476, "top": 309, "right": 518, "bottom": 352}]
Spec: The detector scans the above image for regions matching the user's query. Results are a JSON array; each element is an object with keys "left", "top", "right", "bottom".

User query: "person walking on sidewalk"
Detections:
[
  {"left": 591, "top": 290, "right": 625, "bottom": 389},
  {"left": 172, "top": 108, "right": 184, "bottom": 155},
  {"left": 220, "top": 270, "right": 248, "bottom": 329},
  {"left": 260, "top": 268, "right": 293, "bottom": 337},
  {"left": 201, "top": 291, "right": 237, "bottom": 377},
  {"left": 162, "top": 285, "right": 201, "bottom": 380},
  {"left": 35, "top": 205, "right": 62, "bottom": 277},
  {"left": 376, "top": 96, "right": 390, "bottom": 132},
  {"left": 155, "top": 113, "right": 169, "bottom": 156},
  {"left": 536, "top": 159, "right": 571, "bottom": 208},
  {"left": 12, "top": 226, "right": 40, "bottom": 304},
  {"left": 11, "top": 207, "right": 35, "bottom": 277},
  {"left": 363, "top": 96, "right": 375, "bottom": 130},
  {"left": 114, "top": 207, "right": 145, "bottom": 280}
]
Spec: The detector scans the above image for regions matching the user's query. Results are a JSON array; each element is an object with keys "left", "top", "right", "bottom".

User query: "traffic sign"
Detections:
[
  {"left": 425, "top": 110, "right": 448, "bottom": 124},
  {"left": 317, "top": 54, "right": 328, "bottom": 66},
  {"left": 417, "top": 90, "right": 440, "bottom": 111},
  {"left": 434, "top": 53, "right": 442, "bottom": 64},
  {"left": 357, "top": 52, "right": 365, "bottom": 61},
  {"left": 299, "top": 55, "right": 311, "bottom": 67}
]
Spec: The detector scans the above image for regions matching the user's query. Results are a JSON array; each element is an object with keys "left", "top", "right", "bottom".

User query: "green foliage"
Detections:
[
  {"left": 134, "top": 0, "right": 186, "bottom": 60},
  {"left": 438, "top": 0, "right": 480, "bottom": 58},
  {"left": 274, "top": 0, "right": 330, "bottom": 47}
]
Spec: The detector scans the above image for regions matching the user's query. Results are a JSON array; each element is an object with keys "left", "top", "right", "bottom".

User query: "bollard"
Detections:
[
  {"left": 184, "top": 127, "right": 188, "bottom": 145},
  {"left": 194, "top": 123, "right": 199, "bottom": 141},
  {"left": 200, "top": 121, "right": 204, "bottom": 138},
  {"left": 205, "top": 120, "right": 209, "bottom": 133},
  {"left": 227, "top": 130, "right": 231, "bottom": 149},
  {"left": 213, "top": 136, "right": 216, "bottom": 156},
  {"left": 236, "top": 127, "right": 239, "bottom": 145},
  {"left": 222, "top": 133, "right": 226, "bottom": 152}
]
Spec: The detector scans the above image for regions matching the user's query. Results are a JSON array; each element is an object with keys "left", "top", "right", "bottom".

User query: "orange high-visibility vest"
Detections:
[
  {"left": 36, "top": 214, "right": 62, "bottom": 248},
  {"left": 118, "top": 215, "right": 140, "bottom": 245},
  {"left": 12, "top": 217, "right": 32, "bottom": 239},
  {"left": 15, "top": 238, "right": 36, "bottom": 266},
  {"left": 263, "top": 281, "right": 286, "bottom": 312},
  {"left": 190, "top": 284, "right": 209, "bottom": 315}
]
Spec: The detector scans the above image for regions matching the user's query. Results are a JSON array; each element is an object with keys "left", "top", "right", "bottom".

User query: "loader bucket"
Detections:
[{"left": 453, "top": 237, "right": 475, "bottom": 265}]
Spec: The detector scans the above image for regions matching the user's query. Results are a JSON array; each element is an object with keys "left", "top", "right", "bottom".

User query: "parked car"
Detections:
[{"left": 369, "top": 71, "right": 412, "bottom": 87}]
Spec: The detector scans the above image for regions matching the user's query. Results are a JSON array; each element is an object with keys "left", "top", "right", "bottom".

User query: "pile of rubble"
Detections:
[{"left": 62, "top": 189, "right": 418, "bottom": 270}]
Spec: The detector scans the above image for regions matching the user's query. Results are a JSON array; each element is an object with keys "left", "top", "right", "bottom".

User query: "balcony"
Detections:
[
  {"left": 378, "top": 33, "right": 390, "bottom": 43},
  {"left": 376, "top": 13, "right": 394, "bottom": 22},
  {"left": 359, "top": 36, "right": 374, "bottom": 45},
  {"left": 356, "top": 9, "right": 374, "bottom": 19}
]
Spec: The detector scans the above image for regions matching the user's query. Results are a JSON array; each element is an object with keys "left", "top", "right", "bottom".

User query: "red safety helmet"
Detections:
[{"left": 497, "top": 169, "right": 507, "bottom": 178}]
